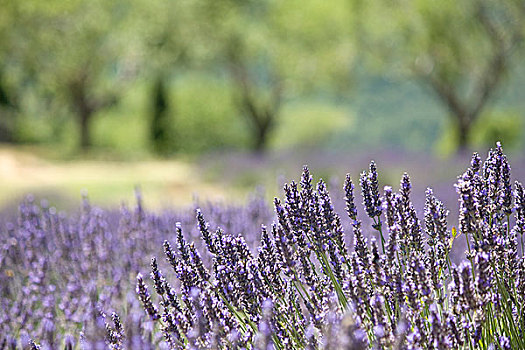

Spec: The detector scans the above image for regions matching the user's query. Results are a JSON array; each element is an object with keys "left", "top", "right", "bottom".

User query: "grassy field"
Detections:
[
  {"left": 0, "top": 146, "right": 239, "bottom": 211},
  {"left": 2, "top": 143, "right": 524, "bottom": 216}
]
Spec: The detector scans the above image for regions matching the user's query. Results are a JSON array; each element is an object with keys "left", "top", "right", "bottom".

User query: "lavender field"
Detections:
[{"left": 1, "top": 143, "right": 525, "bottom": 349}]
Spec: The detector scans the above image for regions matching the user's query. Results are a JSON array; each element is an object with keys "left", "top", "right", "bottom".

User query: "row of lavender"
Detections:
[
  {"left": 2, "top": 143, "right": 525, "bottom": 349},
  {"left": 0, "top": 191, "right": 271, "bottom": 349}
]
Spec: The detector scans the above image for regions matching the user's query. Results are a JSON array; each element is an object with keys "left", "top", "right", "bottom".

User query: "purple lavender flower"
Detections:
[
  {"left": 513, "top": 181, "right": 525, "bottom": 239},
  {"left": 515, "top": 257, "right": 525, "bottom": 307},
  {"left": 482, "top": 142, "right": 506, "bottom": 217},
  {"left": 370, "top": 294, "right": 393, "bottom": 347},
  {"left": 382, "top": 186, "right": 396, "bottom": 229},
  {"left": 475, "top": 252, "right": 492, "bottom": 306},
  {"left": 471, "top": 152, "right": 482, "bottom": 174},
  {"left": 189, "top": 242, "right": 211, "bottom": 283},
  {"left": 501, "top": 155, "right": 512, "bottom": 215},
  {"left": 257, "top": 225, "right": 282, "bottom": 296},
  {"left": 3, "top": 142, "right": 525, "bottom": 349},
  {"left": 458, "top": 262, "right": 478, "bottom": 313},
  {"left": 136, "top": 273, "right": 159, "bottom": 321},
  {"left": 150, "top": 257, "right": 165, "bottom": 296},
  {"left": 344, "top": 173, "right": 358, "bottom": 222},
  {"left": 360, "top": 161, "right": 382, "bottom": 220},
  {"left": 352, "top": 221, "right": 370, "bottom": 272},
  {"left": 196, "top": 209, "right": 218, "bottom": 255},
  {"left": 399, "top": 172, "right": 411, "bottom": 207},
  {"left": 175, "top": 222, "right": 190, "bottom": 263},
  {"left": 284, "top": 181, "right": 303, "bottom": 233},
  {"left": 29, "top": 340, "right": 41, "bottom": 350},
  {"left": 272, "top": 224, "right": 295, "bottom": 277},
  {"left": 424, "top": 188, "right": 449, "bottom": 245},
  {"left": 456, "top": 169, "right": 480, "bottom": 237},
  {"left": 499, "top": 336, "right": 511, "bottom": 350}
]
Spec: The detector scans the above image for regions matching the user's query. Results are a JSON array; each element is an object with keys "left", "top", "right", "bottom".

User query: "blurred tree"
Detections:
[
  {"left": 0, "top": 0, "right": 23, "bottom": 142},
  {"left": 0, "top": 72, "right": 17, "bottom": 142},
  {"left": 150, "top": 76, "right": 171, "bottom": 155},
  {"left": 226, "top": 36, "right": 283, "bottom": 153},
  {"left": 2, "top": 0, "right": 356, "bottom": 154},
  {"left": 136, "top": 0, "right": 200, "bottom": 155},
  {"left": 198, "top": 0, "right": 354, "bottom": 153},
  {"left": 10, "top": 0, "right": 138, "bottom": 151},
  {"left": 352, "top": 0, "right": 525, "bottom": 150},
  {"left": 193, "top": 0, "right": 282, "bottom": 153}
]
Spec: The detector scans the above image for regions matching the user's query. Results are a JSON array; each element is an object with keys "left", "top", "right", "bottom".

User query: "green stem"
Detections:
[{"left": 374, "top": 217, "right": 386, "bottom": 254}]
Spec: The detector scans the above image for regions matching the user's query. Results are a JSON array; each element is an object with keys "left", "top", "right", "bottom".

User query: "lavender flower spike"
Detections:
[
  {"left": 360, "top": 161, "right": 382, "bottom": 220},
  {"left": 136, "top": 273, "right": 160, "bottom": 321}
]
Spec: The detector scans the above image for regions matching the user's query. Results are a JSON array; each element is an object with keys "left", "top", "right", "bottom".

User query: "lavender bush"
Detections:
[{"left": 1, "top": 143, "right": 525, "bottom": 349}]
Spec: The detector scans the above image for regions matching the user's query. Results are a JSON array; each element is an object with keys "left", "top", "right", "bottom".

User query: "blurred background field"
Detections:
[
  {"left": 4, "top": 144, "right": 525, "bottom": 226},
  {"left": 0, "top": 0, "right": 524, "bottom": 210}
]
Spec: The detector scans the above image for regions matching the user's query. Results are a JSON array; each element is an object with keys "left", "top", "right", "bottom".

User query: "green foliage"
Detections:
[
  {"left": 93, "top": 84, "right": 149, "bottom": 156},
  {"left": 2, "top": 0, "right": 140, "bottom": 150},
  {"left": 269, "top": 102, "right": 351, "bottom": 150},
  {"left": 191, "top": 0, "right": 355, "bottom": 151},
  {"left": 435, "top": 121, "right": 460, "bottom": 156},
  {"left": 352, "top": 0, "right": 525, "bottom": 150},
  {"left": 436, "top": 110, "right": 524, "bottom": 154},
  {"left": 172, "top": 75, "right": 249, "bottom": 154},
  {"left": 1, "top": 0, "right": 525, "bottom": 156},
  {"left": 91, "top": 75, "right": 249, "bottom": 156},
  {"left": 13, "top": 114, "right": 57, "bottom": 144},
  {"left": 470, "top": 111, "right": 523, "bottom": 149},
  {"left": 268, "top": 0, "right": 355, "bottom": 93}
]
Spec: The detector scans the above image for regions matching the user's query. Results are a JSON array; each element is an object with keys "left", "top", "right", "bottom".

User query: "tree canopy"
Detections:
[
  {"left": 1, "top": 0, "right": 524, "bottom": 153},
  {"left": 351, "top": 0, "right": 525, "bottom": 149}
]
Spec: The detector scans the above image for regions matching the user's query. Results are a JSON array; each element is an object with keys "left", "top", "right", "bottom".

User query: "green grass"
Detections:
[{"left": 0, "top": 145, "right": 241, "bottom": 211}]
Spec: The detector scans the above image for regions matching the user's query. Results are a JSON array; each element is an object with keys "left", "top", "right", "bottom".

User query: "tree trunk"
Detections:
[
  {"left": 69, "top": 74, "right": 96, "bottom": 152},
  {"left": 457, "top": 120, "right": 469, "bottom": 151},
  {"left": 253, "top": 131, "right": 266, "bottom": 153},
  {"left": 0, "top": 110, "right": 13, "bottom": 143},
  {"left": 151, "top": 76, "right": 171, "bottom": 155},
  {"left": 253, "top": 116, "right": 272, "bottom": 153},
  {"left": 0, "top": 71, "right": 16, "bottom": 142},
  {"left": 226, "top": 46, "right": 281, "bottom": 155},
  {"left": 79, "top": 108, "right": 92, "bottom": 151}
]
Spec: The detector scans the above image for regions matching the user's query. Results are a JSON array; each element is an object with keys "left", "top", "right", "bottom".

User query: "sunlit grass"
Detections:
[{"left": 0, "top": 146, "right": 238, "bottom": 210}]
